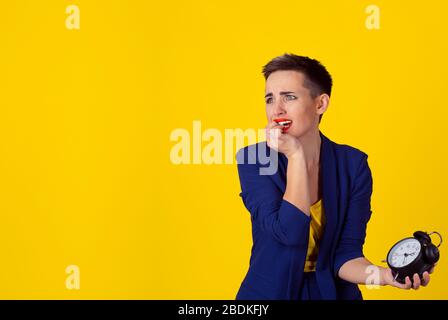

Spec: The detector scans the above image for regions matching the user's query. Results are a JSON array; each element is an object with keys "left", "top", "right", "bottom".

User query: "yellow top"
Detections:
[{"left": 304, "top": 198, "right": 325, "bottom": 272}]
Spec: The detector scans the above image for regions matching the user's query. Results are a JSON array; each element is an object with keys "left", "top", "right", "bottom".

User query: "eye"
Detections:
[
  {"left": 266, "top": 97, "right": 273, "bottom": 104},
  {"left": 285, "top": 95, "right": 297, "bottom": 101}
]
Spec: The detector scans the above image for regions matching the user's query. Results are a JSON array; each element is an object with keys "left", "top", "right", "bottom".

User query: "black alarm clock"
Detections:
[{"left": 385, "top": 231, "right": 442, "bottom": 284}]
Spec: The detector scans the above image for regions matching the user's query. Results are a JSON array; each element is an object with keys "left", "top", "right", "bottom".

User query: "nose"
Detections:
[{"left": 273, "top": 100, "right": 286, "bottom": 117}]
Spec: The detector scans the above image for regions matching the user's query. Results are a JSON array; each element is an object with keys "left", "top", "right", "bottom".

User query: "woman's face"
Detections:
[{"left": 265, "top": 70, "right": 325, "bottom": 138}]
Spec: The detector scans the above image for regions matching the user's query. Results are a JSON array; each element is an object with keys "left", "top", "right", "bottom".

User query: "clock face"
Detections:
[{"left": 388, "top": 238, "right": 421, "bottom": 268}]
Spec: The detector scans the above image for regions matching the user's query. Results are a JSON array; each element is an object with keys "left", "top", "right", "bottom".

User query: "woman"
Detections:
[{"left": 235, "top": 53, "right": 435, "bottom": 300}]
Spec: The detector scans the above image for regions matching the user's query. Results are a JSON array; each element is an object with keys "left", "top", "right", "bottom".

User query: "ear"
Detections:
[{"left": 316, "top": 93, "right": 330, "bottom": 117}]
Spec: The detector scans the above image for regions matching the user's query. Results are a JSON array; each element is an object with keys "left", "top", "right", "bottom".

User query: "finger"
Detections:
[
  {"left": 404, "top": 276, "right": 412, "bottom": 289},
  {"left": 265, "top": 124, "right": 282, "bottom": 143},
  {"left": 391, "top": 279, "right": 408, "bottom": 289},
  {"left": 412, "top": 273, "right": 421, "bottom": 289},
  {"left": 265, "top": 127, "right": 274, "bottom": 142},
  {"left": 267, "top": 121, "right": 285, "bottom": 130},
  {"left": 422, "top": 272, "right": 430, "bottom": 287},
  {"left": 269, "top": 128, "right": 282, "bottom": 141},
  {"left": 267, "top": 128, "right": 282, "bottom": 149},
  {"left": 266, "top": 127, "right": 282, "bottom": 137},
  {"left": 390, "top": 273, "right": 409, "bottom": 289}
]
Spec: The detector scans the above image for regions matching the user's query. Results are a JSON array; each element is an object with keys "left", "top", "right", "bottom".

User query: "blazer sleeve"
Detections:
[
  {"left": 236, "top": 147, "right": 311, "bottom": 247},
  {"left": 333, "top": 154, "right": 373, "bottom": 278}
]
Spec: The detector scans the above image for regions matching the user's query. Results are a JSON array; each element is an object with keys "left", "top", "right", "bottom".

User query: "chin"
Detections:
[
  {"left": 288, "top": 132, "right": 303, "bottom": 139},
  {"left": 292, "top": 124, "right": 317, "bottom": 137},
  {"left": 287, "top": 128, "right": 306, "bottom": 138}
]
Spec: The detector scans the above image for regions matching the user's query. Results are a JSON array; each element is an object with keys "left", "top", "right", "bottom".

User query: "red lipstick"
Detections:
[{"left": 273, "top": 118, "right": 293, "bottom": 133}]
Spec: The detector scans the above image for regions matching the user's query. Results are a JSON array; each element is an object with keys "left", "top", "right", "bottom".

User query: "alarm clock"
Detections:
[{"left": 385, "top": 231, "right": 442, "bottom": 284}]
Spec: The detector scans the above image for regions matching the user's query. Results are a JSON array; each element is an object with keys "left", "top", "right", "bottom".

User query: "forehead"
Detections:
[{"left": 265, "top": 70, "right": 307, "bottom": 92}]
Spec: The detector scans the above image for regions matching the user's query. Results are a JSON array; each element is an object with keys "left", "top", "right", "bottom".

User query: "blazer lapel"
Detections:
[{"left": 316, "top": 130, "right": 339, "bottom": 299}]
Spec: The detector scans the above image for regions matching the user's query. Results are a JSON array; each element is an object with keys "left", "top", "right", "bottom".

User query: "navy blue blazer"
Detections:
[{"left": 235, "top": 131, "right": 373, "bottom": 300}]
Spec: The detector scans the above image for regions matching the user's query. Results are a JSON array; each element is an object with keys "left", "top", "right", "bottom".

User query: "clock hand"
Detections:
[{"left": 401, "top": 252, "right": 416, "bottom": 258}]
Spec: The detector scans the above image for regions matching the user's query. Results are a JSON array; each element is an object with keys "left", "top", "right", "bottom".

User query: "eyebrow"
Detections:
[{"left": 264, "top": 91, "right": 296, "bottom": 98}]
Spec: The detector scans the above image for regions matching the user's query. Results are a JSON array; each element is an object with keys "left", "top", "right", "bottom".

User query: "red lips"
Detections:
[{"left": 273, "top": 118, "right": 293, "bottom": 133}]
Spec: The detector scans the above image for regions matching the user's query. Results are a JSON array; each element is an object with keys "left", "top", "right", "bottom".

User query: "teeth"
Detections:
[{"left": 278, "top": 121, "right": 292, "bottom": 126}]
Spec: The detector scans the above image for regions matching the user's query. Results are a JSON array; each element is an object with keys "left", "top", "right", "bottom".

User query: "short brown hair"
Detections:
[{"left": 262, "top": 53, "right": 333, "bottom": 123}]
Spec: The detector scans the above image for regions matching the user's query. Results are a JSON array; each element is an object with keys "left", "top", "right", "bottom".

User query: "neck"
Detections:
[{"left": 297, "top": 127, "right": 322, "bottom": 171}]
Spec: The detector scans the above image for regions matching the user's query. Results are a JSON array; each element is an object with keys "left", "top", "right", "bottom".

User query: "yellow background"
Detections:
[{"left": 0, "top": 0, "right": 446, "bottom": 299}]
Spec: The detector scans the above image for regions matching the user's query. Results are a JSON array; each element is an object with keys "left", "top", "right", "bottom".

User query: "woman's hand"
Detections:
[
  {"left": 265, "top": 121, "right": 302, "bottom": 159},
  {"left": 380, "top": 264, "right": 436, "bottom": 290}
]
